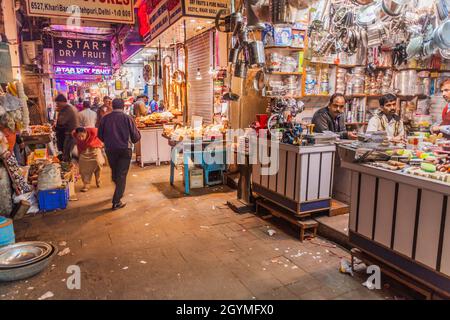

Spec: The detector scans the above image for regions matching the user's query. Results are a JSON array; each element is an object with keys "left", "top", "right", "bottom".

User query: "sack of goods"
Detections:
[{"left": 37, "top": 163, "right": 63, "bottom": 191}]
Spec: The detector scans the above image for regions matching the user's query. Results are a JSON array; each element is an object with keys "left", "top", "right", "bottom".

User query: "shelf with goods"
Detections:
[{"left": 212, "top": 68, "right": 229, "bottom": 123}]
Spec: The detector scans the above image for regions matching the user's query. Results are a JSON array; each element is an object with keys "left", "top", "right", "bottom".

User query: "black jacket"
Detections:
[
  {"left": 98, "top": 110, "right": 141, "bottom": 151},
  {"left": 311, "top": 107, "right": 348, "bottom": 139}
]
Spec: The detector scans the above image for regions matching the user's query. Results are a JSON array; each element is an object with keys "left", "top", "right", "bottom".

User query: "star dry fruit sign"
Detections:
[
  {"left": 26, "top": 0, "right": 134, "bottom": 24},
  {"left": 53, "top": 38, "right": 112, "bottom": 67}
]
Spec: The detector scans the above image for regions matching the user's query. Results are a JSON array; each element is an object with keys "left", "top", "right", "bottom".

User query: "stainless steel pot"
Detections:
[
  {"left": 215, "top": 9, "right": 244, "bottom": 33},
  {"left": 432, "top": 20, "right": 450, "bottom": 50},
  {"left": 247, "top": 40, "right": 265, "bottom": 67},
  {"left": 228, "top": 47, "right": 240, "bottom": 64},
  {"left": 234, "top": 60, "right": 248, "bottom": 78},
  {"left": 381, "top": 0, "right": 407, "bottom": 17},
  {"left": 253, "top": 70, "right": 266, "bottom": 92}
]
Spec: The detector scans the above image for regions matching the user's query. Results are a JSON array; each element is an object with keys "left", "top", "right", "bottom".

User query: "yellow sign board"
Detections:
[{"left": 25, "top": 0, "right": 134, "bottom": 24}]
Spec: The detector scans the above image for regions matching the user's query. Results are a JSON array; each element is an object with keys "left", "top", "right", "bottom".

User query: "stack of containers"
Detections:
[{"left": 335, "top": 68, "right": 347, "bottom": 94}]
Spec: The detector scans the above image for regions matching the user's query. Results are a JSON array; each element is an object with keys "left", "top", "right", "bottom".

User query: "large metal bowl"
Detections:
[
  {"left": 0, "top": 242, "right": 53, "bottom": 269},
  {"left": 0, "top": 244, "right": 57, "bottom": 282}
]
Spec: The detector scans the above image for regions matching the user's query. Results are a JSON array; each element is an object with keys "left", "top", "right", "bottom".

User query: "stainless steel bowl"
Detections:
[
  {"left": 0, "top": 242, "right": 53, "bottom": 269},
  {"left": 0, "top": 244, "right": 57, "bottom": 282}
]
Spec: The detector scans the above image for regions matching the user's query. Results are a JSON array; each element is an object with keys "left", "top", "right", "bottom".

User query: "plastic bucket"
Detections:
[{"left": 0, "top": 217, "right": 15, "bottom": 247}]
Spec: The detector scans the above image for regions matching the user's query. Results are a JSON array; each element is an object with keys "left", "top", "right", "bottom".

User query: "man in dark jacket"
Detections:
[
  {"left": 55, "top": 94, "right": 79, "bottom": 161},
  {"left": 311, "top": 93, "right": 357, "bottom": 140},
  {"left": 98, "top": 98, "right": 141, "bottom": 210}
]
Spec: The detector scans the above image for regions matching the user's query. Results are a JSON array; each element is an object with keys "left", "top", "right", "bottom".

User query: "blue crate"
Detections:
[{"left": 38, "top": 185, "right": 69, "bottom": 212}]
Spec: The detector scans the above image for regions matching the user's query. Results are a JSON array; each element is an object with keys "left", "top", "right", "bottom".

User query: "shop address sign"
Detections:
[{"left": 25, "top": 0, "right": 134, "bottom": 24}]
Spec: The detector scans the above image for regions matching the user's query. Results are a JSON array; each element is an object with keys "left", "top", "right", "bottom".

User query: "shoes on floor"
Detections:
[
  {"left": 112, "top": 201, "right": 126, "bottom": 210},
  {"left": 81, "top": 187, "right": 89, "bottom": 192},
  {"left": 96, "top": 180, "right": 101, "bottom": 188}
]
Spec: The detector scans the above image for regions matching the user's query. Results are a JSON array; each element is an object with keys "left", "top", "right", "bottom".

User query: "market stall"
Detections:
[
  {"left": 135, "top": 112, "right": 178, "bottom": 166},
  {"left": 338, "top": 141, "right": 450, "bottom": 298}
]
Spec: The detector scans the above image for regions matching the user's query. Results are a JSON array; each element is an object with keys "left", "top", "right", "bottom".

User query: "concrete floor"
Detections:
[{"left": 0, "top": 164, "right": 407, "bottom": 300}]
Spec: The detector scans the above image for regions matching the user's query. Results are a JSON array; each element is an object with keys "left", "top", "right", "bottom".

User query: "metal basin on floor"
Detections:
[
  {"left": 0, "top": 244, "right": 57, "bottom": 282},
  {"left": 0, "top": 242, "right": 53, "bottom": 269}
]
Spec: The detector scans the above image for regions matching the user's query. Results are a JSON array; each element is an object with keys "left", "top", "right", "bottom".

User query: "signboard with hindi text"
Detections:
[
  {"left": 53, "top": 37, "right": 112, "bottom": 67},
  {"left": 25, "top": 0, "right": 134, "bottom": 24}
]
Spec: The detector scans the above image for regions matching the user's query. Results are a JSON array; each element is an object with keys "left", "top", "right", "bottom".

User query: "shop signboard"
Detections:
[
  {"left": 149, "top": 0, "right": 171, "bottom": 40},
  {"left": 168, "top": 0, "right": 183, "bottom": 22},
  {"left": 138, "top": 0, "right": 230, "bottom": 42},
  {"left": 53, "top": 37, "right": 112, "bottom": 67},
  {"left": 25, "top": 0, "right": 134, "bottom": 24},
  {"left": 183, "top": 0, "right": 230, "bottom": 18},
  {"left": 54, "top": 65, "right": 112, "bottom": 76}
]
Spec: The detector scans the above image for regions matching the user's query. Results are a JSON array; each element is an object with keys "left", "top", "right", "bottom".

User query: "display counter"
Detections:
[
  {"left": 135, "top": 126, "right": 172, "bottom": 167},
  {"left": 338, "top": 145, "right": 450, "bottom": 297},
  {"left": 252, "top": 143, "right": 336, "bottom": 216}
]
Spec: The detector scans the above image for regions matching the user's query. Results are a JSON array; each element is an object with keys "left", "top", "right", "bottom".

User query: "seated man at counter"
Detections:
[
  {"left": 431, "top": 78, "right": 450, "bottom": 138},
  {"left": 366, "top": 93, "right": 405, "bottom": 142},
  {"left": 312, "top": 93, "right": 357, "bottom": 139}
]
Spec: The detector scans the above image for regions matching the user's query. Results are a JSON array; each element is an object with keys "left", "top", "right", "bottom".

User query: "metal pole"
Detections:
[{"left": 183, "top": 19, "right": 188, "bottom": 125}]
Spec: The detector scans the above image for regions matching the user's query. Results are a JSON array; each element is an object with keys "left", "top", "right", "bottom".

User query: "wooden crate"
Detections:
[{"left": 256, "top": 199, "right": 318, "bottom": 242}]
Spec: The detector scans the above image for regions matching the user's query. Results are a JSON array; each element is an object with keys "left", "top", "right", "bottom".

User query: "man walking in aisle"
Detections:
[
  {"left": 98, "top": 99, "right": 141, "bottom": 210},
  {"left": 54, "top": 94, "right": 79, "bottom": 161},
  {"left": 78, "top": 100, "right": 97, "bottom": 128}
]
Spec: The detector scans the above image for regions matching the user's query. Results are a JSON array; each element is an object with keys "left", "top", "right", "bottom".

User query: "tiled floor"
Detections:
[{"left": 0, "top": 164, "right": 408, "bottom": 300}]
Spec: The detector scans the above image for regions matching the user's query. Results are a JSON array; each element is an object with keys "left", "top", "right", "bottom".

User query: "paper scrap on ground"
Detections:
[
  {"left": 362, "top": 281, "right": 376, "bottom": 290},
  {"left": 140, "top": 261, "right": 147, "bottom": 264},
  {"left": 38, "top": 291, "right": 54, "bottom": 300},
  {"left": 58, "top": 241, "right": 67, "bottom": 246},
  {"left": 58, "top": 247, "right": 70, "bottom": 256},
  {"left": 339, "top": 258, "right": 354, "bottom": 276},
  {"left": 122, "top": 266, "right": 129, "bottom": 270}
]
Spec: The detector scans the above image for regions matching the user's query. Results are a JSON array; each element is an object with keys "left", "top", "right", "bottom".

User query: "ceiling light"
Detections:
[
  {"left": 208, "top": 65, "right": 214, "bottom": 75},
  {"left": 190, "top": 20, "right": 196, "bottom": 23},
  {"left": 195, "top": 68, "right": 202, "bottom": 80}
]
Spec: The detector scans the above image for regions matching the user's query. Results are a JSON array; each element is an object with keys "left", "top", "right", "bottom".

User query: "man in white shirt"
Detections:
[
  {"left": 78, "top": 101, "right": 97, "bottom": 128},
  {"left": 366, "top": 93, "right": 405, "bottom": 142}
]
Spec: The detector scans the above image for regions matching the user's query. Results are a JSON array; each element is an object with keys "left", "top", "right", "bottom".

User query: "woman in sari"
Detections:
[{"left": 73, "top": 127, "right": 104, "bottom": 192}]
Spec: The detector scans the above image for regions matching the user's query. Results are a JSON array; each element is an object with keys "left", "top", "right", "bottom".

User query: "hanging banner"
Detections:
[
  {"left": 183, "top": 0, "right": 230, "bottom": 18},
  {"left": 25, "top": 0, "right": 134, "bottom": 24},
  {"left": 168, "top": 0, "right": 183, "bottom": 22},
  {"left": 53, "top": 37, "right": 112, "bottom": 67}
]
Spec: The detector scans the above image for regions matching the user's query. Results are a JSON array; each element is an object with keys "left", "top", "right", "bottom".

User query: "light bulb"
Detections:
[
  {"left": 195, "top": 68, "right": 202, "bottom": 80},
  {"left": 208, "top": 65, "right": 214, "bottom": 75}
]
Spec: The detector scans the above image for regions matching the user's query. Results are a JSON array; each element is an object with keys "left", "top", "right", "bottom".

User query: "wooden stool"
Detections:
[{"left": 298, "top": 219, "right": 318, "bottom": 242}]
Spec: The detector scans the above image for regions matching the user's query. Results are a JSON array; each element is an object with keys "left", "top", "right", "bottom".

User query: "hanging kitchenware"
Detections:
[
  {"left": 432, "top": 20, "right": 450, "bottom": 50},
  {"left": 234, "top": 60, "right": 248, "bottom": 78},
  {"left": 253, "top": 70, "right": 266, "bottom": 92},
  {"left": 356, "top": 2, "right": 381, "bottom": 27},
  {"left": 228, "top": 47, "right": 240, "bottom": 64},
  {"left": 439, "top": 48, "right": 450, "bottom": 59},
  {"left": 246, "top": 0, "right": 270, "bottom": 30},
  {"left": 215, "top": 9, "right": 244, "bottom": 33},
  {"left": 247, "top": 40, "right": 266, "bottom": 67},
  {"left": 406, "top": 36, "right": 424, "bottom": 58},
  {"left": 436, "top": 0, "right": 449, "bottom": 21},
  {"left": 352, "top": 0, "right": 375, "bottom": 4},
  {"left": 272, "top": 0, "right": 290, "bottom": 25},
  {"left": 381, "top": 0, "right": 408, "bottom": 17},
  {"left": 222, "top": 92, "right": 240, "bottom": 101}
]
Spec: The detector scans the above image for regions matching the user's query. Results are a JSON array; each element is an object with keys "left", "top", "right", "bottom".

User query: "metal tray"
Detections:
[
  {"left": 0, "top": 245, "right": 57, "bottom": 282},
  {"left": 0, "top": 242, "right": 53, "bottom": 269}
]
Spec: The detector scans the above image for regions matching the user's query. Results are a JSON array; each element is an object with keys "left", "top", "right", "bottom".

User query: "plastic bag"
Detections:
[{"left": 37, "top": 163, "right": 63, "bottom": 191}]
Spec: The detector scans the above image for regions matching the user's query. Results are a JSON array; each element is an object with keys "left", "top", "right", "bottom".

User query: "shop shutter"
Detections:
[{"left": 186, "top": 30, "right": 213, "bottom": 125}]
